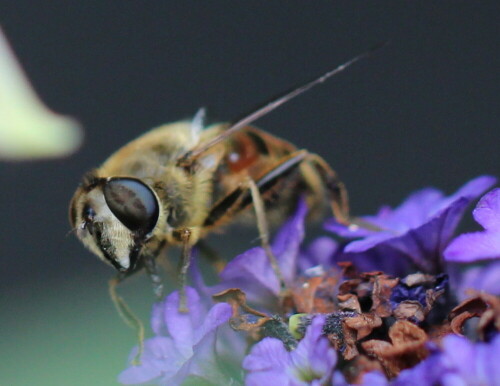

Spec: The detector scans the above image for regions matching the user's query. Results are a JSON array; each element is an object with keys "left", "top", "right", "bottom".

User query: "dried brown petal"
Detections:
[
  {"left": 324, "top": 311, "right": 360, "bottom": 360},
  {"left": 324, "top": 311, "right": 383, "bottom": 361},
  {"left": 393, "top": 300, "right": 425, "bottom": 323},
  {"left": 344, "top": 313, "right": 383, "bottom": 340},
  {"left": 338, "top": 279, "right": 363, "bottom": 295},
  {"left": 424, "top": 287, "right": 446, "bottom": 313},
  {"left": 327, "top": 326, "right": 359, "bottom": 360},
  {"left": 292, "top": 275, "right": 338, "bottom": 314},
  {"left": 389, "top": 320, "right": 427, "bottom": 348},
  {"left": 213, "top": 288, "right": 267, "bottom": 317},
  {"left": 427, "top": 321, "right": 453, "bottom": 343},
  {"left": 478, "top": 307, "right": 500, "bottom": 341},
  {"left": 360, "top": 271, "right": 385, "bottom": 279},
  {"left": 362, "top": 339, "right": 393, "bottom": 374},
  {"left": 338, "top": 261, "right": 358, "bottom": 279},
  {"left": 449, "top": 292, "right": 500, "bottom": 338},
  {"left": 362, "top": 320, "right": 428, "bottom": 378},
  {"left": 212, "top": 288, "right": 269, "bottom": 332},
  {"left": 338, "top": 293, "right": 361, "bottom": 313},
  {"left": 371, "top": 275, "right": 399, "bottom": 317},
  {"left": 356, "top": 282, "right": 374, "bottom": 299}
]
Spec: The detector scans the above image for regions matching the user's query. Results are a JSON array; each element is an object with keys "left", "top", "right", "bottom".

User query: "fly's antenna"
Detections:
[{"left": 177, "top": 42, "right": 388, "bottom": 167}]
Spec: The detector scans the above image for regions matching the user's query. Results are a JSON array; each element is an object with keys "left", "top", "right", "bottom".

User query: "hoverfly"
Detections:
[{"left": 69, "top": 45, "right": 383, "bottom": 357}]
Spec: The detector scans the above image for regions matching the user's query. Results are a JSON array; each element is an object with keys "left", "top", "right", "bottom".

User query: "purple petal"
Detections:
[
  {"left": 243, "top": 337, "right": 291, "bottom": 372},
  {"left": 220, "top": 247, "right": 280, "bottom": 296},
  {"left": 442, "top": 334, "right": 500, "bottom": 385},
  {"left": 473, "top": 188, "right": 500, "bottom": 231},
  {"left": 298, "top": 236, "right": 338, "bottom": 272},
  {"left": 244, "top": 317, "right": 336, "bottom": 385},
  {"left": 444, "top": 188, "right": 500, "bottom": 263},
  {"left": 172, "top": 306, "right": 232, "bottom": 385},
  {"left": 331, "top": 372, "right": 349, "bottom": 386},
  {"left": 245, "top": 371, "right": 291, "bottom": 386},
  {"left": 438, "top": 176, "right": 497, "bottom": 214},
  {"left": 386, "top": 197, "right": 471, "bottom": 272},
  {"left": 193, "top": 302, "right": 232, "bottom": 345},
  {"left": 450, "top": 260, "right": 500, "bottom": 300},
  {"left": 272, "top": 198, "right": 307, "bottom": 255},
  {"left": 344, "top": 192, "right": 483, "bottom": 273},
  {"left": 119, "top": 362, "right": 162, "bottom": 385},
  {"left": 164, "top": 288, "right": 204, "bottom": 358},
  {"left": 441, "top": 335, "right": 476, "bottom": 379},
  {"left": 337, "top": 244, "right": 414, "bottom": 278},
  {"left": 359, "top": 372, "right": 388, "bottom": 386},
  {"left": 219, "top": 199, "right": 308, "bottom": 299},
  {"left": 343, "top": 232, "right": 395, "bottom": 253},
  {"left": 290, "top": 316, "right": 336, "bottom": 382},
  {"left": 324, "top": 217, "right": 378, "bottom": 238},
  {"left": 444, "top": 231, "right": 500, "bottom": 262},
  {"left": 121, "top": 288, "right": 236, "bottom": 386},
  {"left": 327, "top": 177, "right": 496, "bottom": 269},
  {"left": 118, "top": 337, "right": 179, "bottom": 384},
  {"left": 151, "top": 301, "right": 166, "bottom": 336},
  {"left": 392, "top": 351, "right": 443, "bottom": 386},
  {"left": 272, "top": 198, "right": 308, "bottom": 284},
  {"left": 388, "top": 188, "right": 444, "bottom": 230},
  {"left": 482, "top": 334, "right": 500, "bottom": 381},
  {"left": 393, "top": 334, "right": 500, "bottom": 385}
]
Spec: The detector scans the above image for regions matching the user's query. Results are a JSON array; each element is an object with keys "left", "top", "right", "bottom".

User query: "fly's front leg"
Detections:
[
  {"left": 142, "top": 239, "right": 167, "bottom": 300},
  {"left": 143, "top": 254, "right": 164, "bottom": 300},
  {"left": 109, "top": 273, "right": 145, "bottom": 365}
]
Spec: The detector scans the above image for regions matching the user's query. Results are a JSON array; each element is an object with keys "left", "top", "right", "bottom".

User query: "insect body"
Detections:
[
  {"left": 69, "top": 119, "right": 346, "bottom": 273},
  {"left": 69, "top": 47, "right": 382, "bottom": 354}
]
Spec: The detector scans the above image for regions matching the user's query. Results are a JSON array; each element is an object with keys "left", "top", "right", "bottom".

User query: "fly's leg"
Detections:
[
  {"left": 306, "top": 153, "right": 350, "bottom": 225},
  {"left": 109, "top": 244, "right": 166, "bottom": 364},
  {"left": 307, "top": 153, "right": 381, "bottom": 230},
  {"left": 247, "top": 177, "right": 286, "bottom": 293},
  {"left": 204, "top": 150, "right": 309, "bottom": 229},
  {"left": 203, "top": 150, "right": 309, "bottom": 296},
  {"left": 175, "top": 228, "right": 193, "bottom": 313},
  {"left": 144, "top": 254, "right": 164, "bottom": 300},
  {"left": 109, "top": 274, "right": 145, "bottom": 365}
]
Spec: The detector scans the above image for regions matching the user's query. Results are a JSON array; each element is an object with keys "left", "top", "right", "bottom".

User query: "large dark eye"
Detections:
[{"left": 103, "top": 178, "right": 159, "bottom": 234}]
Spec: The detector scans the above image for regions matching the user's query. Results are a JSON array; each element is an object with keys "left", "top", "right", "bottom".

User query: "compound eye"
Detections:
[{"left": 103, "top": 178, "right": 159, "bottom": 234}]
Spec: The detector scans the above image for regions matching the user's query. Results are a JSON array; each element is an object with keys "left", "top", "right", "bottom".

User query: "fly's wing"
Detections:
[{"left": 177, "top": 42, "right": 387, "bottom": 168}]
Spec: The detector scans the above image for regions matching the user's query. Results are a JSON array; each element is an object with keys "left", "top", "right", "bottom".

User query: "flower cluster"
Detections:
[{"left": 119, "top": 176, "right": 500, "bottom": 385}]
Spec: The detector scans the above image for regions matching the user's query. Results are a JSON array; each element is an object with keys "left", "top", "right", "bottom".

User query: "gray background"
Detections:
[{"left": 0, "top": 2, "right": 498, "bottom": 385}]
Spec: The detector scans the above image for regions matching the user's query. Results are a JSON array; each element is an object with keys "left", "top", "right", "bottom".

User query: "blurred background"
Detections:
[{"left": 0, "top": 2, "right": 498, "bottom": 385}]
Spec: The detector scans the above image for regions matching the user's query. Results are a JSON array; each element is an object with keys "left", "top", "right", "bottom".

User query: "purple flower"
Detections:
[
  {"left": 444, "top": 188, "right": 500, "bottom": 263},
  {"left": 243, "top": 315, "right": 338, "bottom": 385},
  {"left": 326, "top": 176, "right": 496, "bottom": 274},
  {"left": 393, "top": 333, "right": 500, "bottom": 385},
  {"left": 118, "top": 287, "right": 233, "bottom": 385}
]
